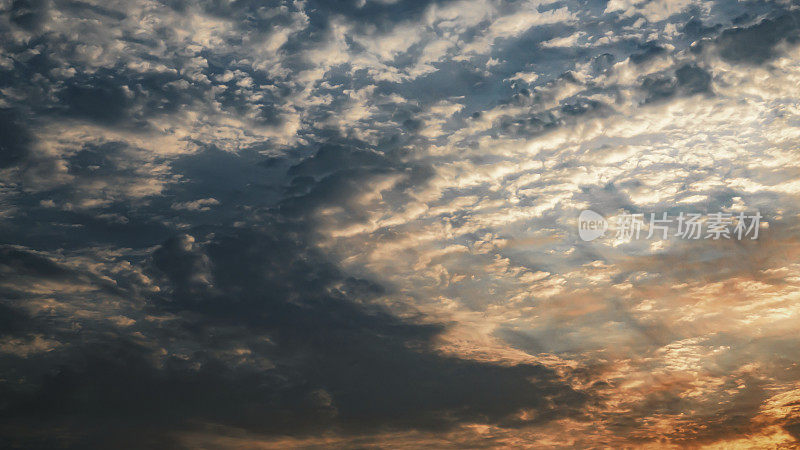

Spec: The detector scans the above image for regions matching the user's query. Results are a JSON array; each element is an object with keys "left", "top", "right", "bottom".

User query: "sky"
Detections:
[{"left": 1, "top": 0, "right": 800, "bottom": 448}]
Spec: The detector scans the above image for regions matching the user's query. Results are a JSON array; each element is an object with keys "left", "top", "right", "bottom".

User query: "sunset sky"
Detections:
[{"left": 2, "top": 0, "right": 800, "bottom": 448}]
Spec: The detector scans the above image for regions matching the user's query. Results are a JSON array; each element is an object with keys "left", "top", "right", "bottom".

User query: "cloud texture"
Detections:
[{"left": 2, "top": 0, "right": 800, "bottom": 447}]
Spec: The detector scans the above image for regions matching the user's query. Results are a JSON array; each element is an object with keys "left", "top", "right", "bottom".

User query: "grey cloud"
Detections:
[
  {"left": 7, "top": 0, "right": 50, "bottom": 31},
  {"left": 0, "top": 109, "right": 32, "bottom": 168},
  {"left": 0, "top": 246, "right": 72, "bottom": 283},
  {"left": 640, "top": 63, "right": 712, "bottom": 103},
  {"left": 0, "top": 222, "right": 588, "bottom": 447},
  {"left": 680, "top": 17, "right": 722, "bottom": 40},
  {"left": 630, "top": 41, "right": 667, "bottom": 64},
  {"left": 147, "top": 227, "right": 587, "bottom": 430},
  {"left": 0, "top": 121, "right": 586, "bottom": 446},
  {"left": 675, "top": 64, "right": 712, "bottom": 94},
  {"left": 591, "top": 52, "right": 616, "bottom": 73},
  {"left": 56, "top": 1, "right": 127, "bottom": 20},
  {"left": 715, "top": 10, "right": 800, "bottom": 64}
]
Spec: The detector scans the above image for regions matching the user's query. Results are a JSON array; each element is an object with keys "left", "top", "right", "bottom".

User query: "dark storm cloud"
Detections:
[
  {"left": 58, "top": 78, "right": 131, "bottom": 123},
  {"left": 680, "top": 17, "right": 722, "bottom": 40},
  {"left": 53, "top": 69, "right": 215, "bottom": 127},
  {"left": 303, "top": 0, "right": 456, "bottom": 33},
  {"left": 287, "top": 144, "right": 390, "bottom": 179},
  {"left": 150, "top": 226, "right": 586, "bottom": 427},
  {"left": 0, "top": 139, "right": 177, "bottom": 253},
  {"left": 0, "top": 46, "right": 206, "bottom": 129},
  {"left": 591, "top": 52, "right": 616, "bottom": 74},
  {"left": 560, "top": 98, "right": 604, "bottom": 116},
  {"left": 675, "top": 64, "right": 712, "bottom": 94},
  {"left": 0, "top": 109, "right": 32, "bottom": 168},
  {"left": 150, "top": 234, "right": 212, "bottom": 295},
  {"left": 56, "top": 1, "right": 127, "bottom": 21},
  {"left": 0, "top": 246, "right": 72, "bottom": 281},
  {"left": 7, "top": 0, "right": 50, "bottom": 31},
  {"left": 715, "top": 10, "right": 800, "bottom": 65},
  {"left": 0, "top": 132, "right": 584, "bottom": 447},
  {"left": 0, "top": 221, "right": 587, "bottom": 447},
  {"left": 0, "top": 246, "right": 145, "bottom": 308},
  {"left": 630, "top": 41, "right": 667, "bottom": 64},
  {"left": 640, "top": 64, "right": 712, "bottom": 103},
  {"left": 383, "top": 60, "right": 491, "bottom": 104},
  {"left": 276, "top": 143, "right": 435, "bottom": 232}
]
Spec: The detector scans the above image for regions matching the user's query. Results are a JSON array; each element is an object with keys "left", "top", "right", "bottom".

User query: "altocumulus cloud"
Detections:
[{"left": 2, "top": 0, "right": 800, "bottom": 448}]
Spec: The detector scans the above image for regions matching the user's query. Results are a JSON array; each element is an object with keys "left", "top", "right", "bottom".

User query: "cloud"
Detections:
[
  {"left": 0, "top": 109, "right": 32, "bottom": 168},
  {"left": 715, "top": 10, "right": 800, "bottom": 65},
  {"left": 3, "top": 0, "right": 800, "bottom": 447},
  {"left": 170, "top": 198, "right": 219, "bottom": 211},
  {"left": 0, "top": 222, "right": 588, "bottom": 446}
]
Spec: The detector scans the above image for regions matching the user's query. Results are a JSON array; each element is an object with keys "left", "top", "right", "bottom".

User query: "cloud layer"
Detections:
[{"left": 2, "top": 0, "right": 800, "bottom": 447}]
